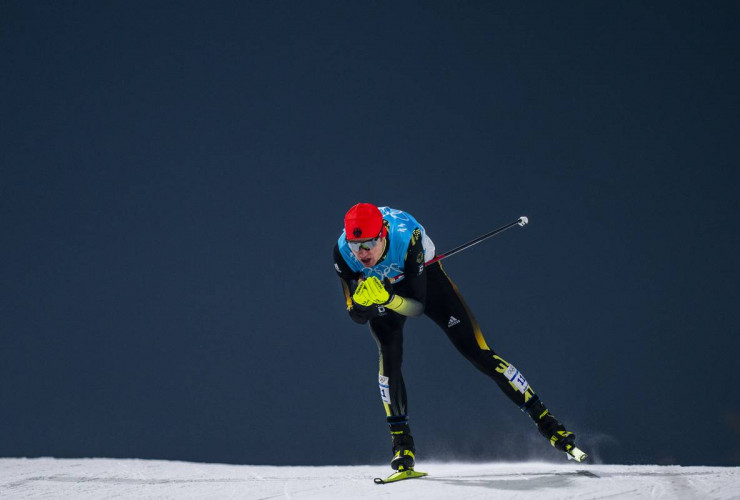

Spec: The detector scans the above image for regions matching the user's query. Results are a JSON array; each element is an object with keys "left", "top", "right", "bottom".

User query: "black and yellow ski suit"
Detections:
[{"left": 333, "top": 224, "right": 543, "bottom": 439}]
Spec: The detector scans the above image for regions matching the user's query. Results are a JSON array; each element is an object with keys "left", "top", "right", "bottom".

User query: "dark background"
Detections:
[{"left": 2, "top": 1, "right": 739, "bottom": 467}]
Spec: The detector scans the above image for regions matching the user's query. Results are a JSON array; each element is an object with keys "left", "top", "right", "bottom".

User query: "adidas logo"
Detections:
[{"left": 447, "top": 316, "right": 460, "bottom": 327}]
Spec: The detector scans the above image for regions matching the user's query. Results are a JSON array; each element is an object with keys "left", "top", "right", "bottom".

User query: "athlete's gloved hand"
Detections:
[
  {"left": 352, "top": 280, "right": 375, "bottom": 307},
  {"left": 356, "top": 276, "right": 394, "bottom": 306},
  {"left": 349, "top": 280, "right": 379, "bottom": 324}
]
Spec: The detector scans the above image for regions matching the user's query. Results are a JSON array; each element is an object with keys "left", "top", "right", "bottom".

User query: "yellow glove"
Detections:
[
  {"left": 352, "top": 280, "right": 374, "bottom": 307},
  {"left": 352, "top": 276, "right": 404, "bottom": 314},
  {"left": 364, "top": 276, "right": 392, "bottom": 304}
]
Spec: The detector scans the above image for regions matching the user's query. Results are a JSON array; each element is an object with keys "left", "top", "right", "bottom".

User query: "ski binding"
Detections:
[{"left": 374, "top": 468, "right": 428, "bottom": 484}]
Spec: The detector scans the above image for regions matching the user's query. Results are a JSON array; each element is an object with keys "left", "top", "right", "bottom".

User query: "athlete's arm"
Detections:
[
  {"left": 333, "top": 244, "right": 377, "bottom": 324},
  {"left": 383, "top": 228, "right": 426, "bottom": 317}
]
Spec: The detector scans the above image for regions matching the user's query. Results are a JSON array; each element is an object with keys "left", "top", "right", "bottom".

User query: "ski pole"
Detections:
[{"left": 391, "top": 216, "right": 529, "bottom": 282}]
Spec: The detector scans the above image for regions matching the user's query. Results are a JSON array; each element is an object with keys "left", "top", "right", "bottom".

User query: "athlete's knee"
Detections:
[{"left": 379, "top": 342, "right": 403, "bottom": 365}]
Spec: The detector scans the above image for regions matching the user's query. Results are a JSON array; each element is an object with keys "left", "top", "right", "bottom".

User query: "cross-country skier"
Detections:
[{"left": 333, "top": 203, "right": 583, "bottom": 473}]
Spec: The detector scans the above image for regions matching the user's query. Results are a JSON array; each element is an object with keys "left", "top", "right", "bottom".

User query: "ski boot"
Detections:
[
  {"left": 390, "top": 431, "right": 416, "bottom": 471},
  {"left": 526, "top": 399, "right": 586, "bottom": 461},
  {"left": 387, "top": 415, "right": 416, "bottom": 470},
  {"left": 374, "top": 416, "right": 427, "bottom": 483},
  {"left": 375, "top": 433, "right": 426, "bottom": 485}
]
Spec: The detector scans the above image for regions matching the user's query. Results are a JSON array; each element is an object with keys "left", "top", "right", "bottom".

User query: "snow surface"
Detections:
[{"left": 1, "top": 458, "right": 739, "bottom": 499}]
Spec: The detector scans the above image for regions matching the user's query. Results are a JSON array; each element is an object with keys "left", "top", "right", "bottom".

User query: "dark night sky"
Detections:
[{"left": 2, "top": 2, "right": 739, "bottom": 467}]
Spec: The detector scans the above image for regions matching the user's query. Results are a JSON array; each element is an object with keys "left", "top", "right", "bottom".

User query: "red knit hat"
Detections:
[{"left": 344, "top": 203, "right": 385, "bottom": 240}]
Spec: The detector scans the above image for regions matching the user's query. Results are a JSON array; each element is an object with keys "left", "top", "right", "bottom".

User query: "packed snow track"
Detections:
[{"left": 1, "top": 458, "right": 738, "bottom": 499}]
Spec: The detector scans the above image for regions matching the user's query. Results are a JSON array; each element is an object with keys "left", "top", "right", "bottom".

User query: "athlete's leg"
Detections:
[
  {"left": 369, "top": 312, "right": 415, "bottom": 469},
  {"left": 423, "top": 262, "right": 577, "bottom": 453},
  {"left": 423, "top": 262, "right": 537, "bottom": 410},
  {"left": 369, "top": 312, "right": 408, "bottom": 417}
]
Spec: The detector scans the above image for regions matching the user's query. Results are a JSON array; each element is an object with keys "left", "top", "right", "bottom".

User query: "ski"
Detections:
[
  {"left": 566, "top": 446, "right": 588, "bottom": 462},
  {"left": 374, "top": 468, "right": 428, "bottom": 484}
]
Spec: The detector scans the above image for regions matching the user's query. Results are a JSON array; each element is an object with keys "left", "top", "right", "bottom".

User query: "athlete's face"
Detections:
[{"left": 349, "top": 236, "right": 386, "bottom": 268}]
